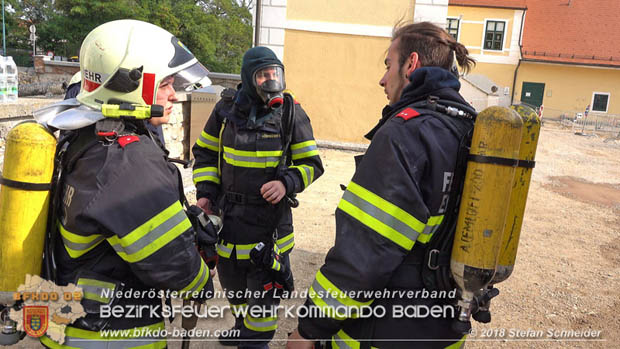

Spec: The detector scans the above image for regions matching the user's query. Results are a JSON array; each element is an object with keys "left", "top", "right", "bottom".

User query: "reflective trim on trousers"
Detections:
[{"left": 40, "top": 322, "right": 166, "bottom": 349}]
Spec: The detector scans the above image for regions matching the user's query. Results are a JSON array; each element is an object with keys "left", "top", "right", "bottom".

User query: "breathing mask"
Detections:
[{"left": 254, "top": 65, "right": 285, "bottom": 108}]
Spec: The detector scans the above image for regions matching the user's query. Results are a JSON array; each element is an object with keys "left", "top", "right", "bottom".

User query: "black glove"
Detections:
[
  {"left": 186, "top": 205, "right": 220, "bottom": 269},
  {"left": 250, "top": 242, "right": 295, "bottom": 297}
]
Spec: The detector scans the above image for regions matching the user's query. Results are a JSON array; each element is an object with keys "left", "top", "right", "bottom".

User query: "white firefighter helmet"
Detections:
[
  {"left": 77, "top": 19, "right": 211, "bottom": 110},
  {"left": 69, "top": 71, "right": 81, "bottom": 85}
]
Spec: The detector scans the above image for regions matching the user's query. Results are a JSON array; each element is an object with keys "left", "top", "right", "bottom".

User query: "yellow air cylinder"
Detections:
[
  {"left": 0, "top": 122, "right": 56, "bottom": 304},
  {"left": 450, "top": 106, "right": 523, "bottom": 329},
  {"left": 492, "top": 104, "right": 541, "bottom": 284}
]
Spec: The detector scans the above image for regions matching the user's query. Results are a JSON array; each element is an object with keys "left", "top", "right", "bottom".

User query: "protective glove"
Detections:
[
  {"left": 186, "top": 205, "right": 221, "bottom": 269},
  {"left": 250, "top": 242, "right": 295, "bottom": 297}
]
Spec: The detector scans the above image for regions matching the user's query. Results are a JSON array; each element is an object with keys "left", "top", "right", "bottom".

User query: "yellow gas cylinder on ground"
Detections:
[
  {"left": 450, "top": 106, "right": 523, "bottom": 331},
  {"left": 492, "top": 104, "right": 541, "bottom": 284},
  {"left": 0, "top": 121, "right": 56, "bottom": 305}
]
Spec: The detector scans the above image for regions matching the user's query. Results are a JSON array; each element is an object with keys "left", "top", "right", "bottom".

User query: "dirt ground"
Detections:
[{"left": 11, "top": 121, "right": 620, "bottom": 348}]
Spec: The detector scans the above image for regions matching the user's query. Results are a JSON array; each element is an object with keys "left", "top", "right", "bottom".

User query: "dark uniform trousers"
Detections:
[{"left": 217, "top": 248, "right": 291, "bottom": 344}]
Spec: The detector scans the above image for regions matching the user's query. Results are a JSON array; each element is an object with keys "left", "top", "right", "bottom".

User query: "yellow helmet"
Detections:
[
  {"left": 69, "top": 71, "right": 81, "bottom": 85},
  {"left": 77, "top": 19, "right": 211, "bottom": 110}
]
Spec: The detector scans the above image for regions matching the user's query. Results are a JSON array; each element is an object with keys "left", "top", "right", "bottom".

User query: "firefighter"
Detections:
[
  {"left": 38, "top": 20, "right": 214, "bottom": 348},
  {"left": 192, "top": 46, "right": 324, "bottom": 347},
  {"left": 287, "top": 22, "right": 477, "bottom": 348},
  {"left": 64, "top": 71, "right": 81, "bottom": 100}
]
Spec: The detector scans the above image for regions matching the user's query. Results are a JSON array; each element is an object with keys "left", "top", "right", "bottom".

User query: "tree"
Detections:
[{"left": 4, "top": 0, "right": 252, "bottom": 73}]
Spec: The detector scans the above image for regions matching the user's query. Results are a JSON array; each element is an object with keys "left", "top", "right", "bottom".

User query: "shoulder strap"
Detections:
[
  {"left": 279, "top": 93, "right": 296, "bottom": 168},
  {"left": 63, "top": 126, "right": 100, "bottom": 173},
  {"left": 397, "top": 98, "right": 476, "bottom": 292},
  {"left": 43, "top": 127, "right": 99, "bottom": 282}
]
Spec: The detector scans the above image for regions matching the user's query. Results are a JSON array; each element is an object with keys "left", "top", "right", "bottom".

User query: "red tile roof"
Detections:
[
  {"left": 449, "top": 0, "right": 526, "bottom": 10},
  {"left": 521, "top": 0, "right": 620, "bottom": 67}
]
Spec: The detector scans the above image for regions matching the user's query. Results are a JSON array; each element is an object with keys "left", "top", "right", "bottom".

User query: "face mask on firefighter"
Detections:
[{"left": 254, "top": 65, "right": 285, "bottom": 108}]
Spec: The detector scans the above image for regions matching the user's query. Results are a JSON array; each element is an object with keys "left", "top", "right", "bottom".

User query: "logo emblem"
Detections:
[{"left": 23, "top": 306, "right": 48, "bottom": 337}]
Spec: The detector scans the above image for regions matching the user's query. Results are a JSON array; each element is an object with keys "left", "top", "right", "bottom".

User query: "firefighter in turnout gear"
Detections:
[
  {"left": 34, "top": 20, "right": 214, "bottom": 348},
  {"left": 192, "top": 46, "right": 323, "bottom": 347},
  {"left": 287, "top": 22, "right": 478, "bottom": 349}
]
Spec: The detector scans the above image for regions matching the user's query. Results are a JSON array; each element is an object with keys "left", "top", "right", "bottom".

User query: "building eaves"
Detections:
[{"left": 449, "top": 0, "right": 527, "bottom": 10}]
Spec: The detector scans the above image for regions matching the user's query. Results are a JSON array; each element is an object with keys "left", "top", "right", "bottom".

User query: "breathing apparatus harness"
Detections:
[{"left": 398, "top": 96, "right": 503, "bottom": 327}]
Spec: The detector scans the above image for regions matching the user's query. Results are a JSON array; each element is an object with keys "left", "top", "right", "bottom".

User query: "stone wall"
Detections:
[
  {"left": 208, "top": 72, "right": 241, "bottom": 90},
  {"left": 18, "top": 56, "right": 79, "bottom": 97},
  {"left": 18, "top": 67, "right": 72, "bottom": 96}
]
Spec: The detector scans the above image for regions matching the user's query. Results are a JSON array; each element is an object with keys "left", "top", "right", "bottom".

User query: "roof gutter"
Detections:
[{"left": 511, "top": 8, "right": 526, "bottom": 105}]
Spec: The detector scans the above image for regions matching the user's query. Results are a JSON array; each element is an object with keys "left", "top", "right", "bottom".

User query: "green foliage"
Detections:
[{"left": 3, "top": 0, "right": 252, "bottom": 73}]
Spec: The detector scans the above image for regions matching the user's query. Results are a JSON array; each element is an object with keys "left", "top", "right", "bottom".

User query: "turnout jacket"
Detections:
[
  {"left": 44, "top": 123, "right": 213, "bottom": 348},
  {"left": 298, "top": 68, "right": 473, "bottom": 348},
  {"left": 192, "top": 92, "right": 323, "bottom": 256}
]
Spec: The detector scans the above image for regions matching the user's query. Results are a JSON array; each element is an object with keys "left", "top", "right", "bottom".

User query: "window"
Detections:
[
  {"left": 446, "top": 18, "right": 460, "bottom": 40},
  {"left": 484, "top": 20, "right": 505, "bottom": 50},
  {"left": 592, "top": 92, "right": 610, "bottom": 113}
]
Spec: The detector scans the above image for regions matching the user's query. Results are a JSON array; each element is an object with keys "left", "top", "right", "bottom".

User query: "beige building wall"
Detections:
[
  {"left": 469, "top": 62, "right": 516, "bottom": 95},
  {"left": 448, "top": 5, "right": 524, "bottom": 103},
  {"left": 448, "top": 6, "right": 517, "bottom": 56},
  {"left": 282, "top": 0, "right": 416, "bottom": 143},
  {"left": 287, "top": 0, "right": 413, "bottom": 26},
  {"left": 515, "top": 62, "right": 620, "bottom": 117},
  {"left": 284, "top": 30, "right": 391, "bottom": 143}
]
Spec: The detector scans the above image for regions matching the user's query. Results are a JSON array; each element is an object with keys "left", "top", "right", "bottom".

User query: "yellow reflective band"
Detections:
[
  {"left": 107, "top": 201, "right": 192, "bottom": 263},
  {"left": 196, "top": 130, "right": 219, "bottom": 152},
  {"left": 40, "top": 322, "right": 167, "bottom": 349},
  {"left": 77, "top": 278, "right": 115, "bottom": 290},
  {"left": 276, "top": 233, "right": 295, "bottom": 253},
  {"left": 181, "top": 260, "right": 209, "bottom": 297},
  {"left": 290, "top": 140, "right": 316, "bottom": 150},
  {"left": 315, "top": 271, "right": 373, "bottom": 308},
  {"left": 291, "top": 140, "right": 319, "bottom": 160},
  {"left": 223, "top": 146, "right": 282, "bottom": 168},
  {"left": 445, "top": 335, "right": 467, "bottom": 349},
  {"left": 291, "top": 164, "right": 315, "bottom": 188},
  {"left": 235, "top": 243, "right": 259, "bottom": 260},
  {"left": 217, "top": 242, "right": 233, "bottom": 258},
  {"left": 308, "top": 270, "right": 373, "bottom": 320},
  {"left": 225, "top": 146, "right": 282, "bottom": 157},
  {"left": 331, "top": 329, "right": 379, "bottom": 349},
  {"left": 418, "top": 215, "right": 445, "bottom": 244},
  {"left": 230, "top": 303, "right": 248, "bottom": 316},
  {"left": 58, "top": 223, "right": 104, "bottom": 259},
  {"left": 292, "top": 149, "right": 319, "bottom": 160},
  {"left": 243, "top": 314, "right": 278, "bottom": 332},
  {"left": 77, "top": 278, "right": 115, "bottom": 304},
  {"left": 271, "top": 259, "right": 281, "bottom": 271},
  {"left": 193, "top": 167, "right": 220, "bottom": 185},
  {"left": 338, "top": 181, "right": 425, "bottom": 250}
]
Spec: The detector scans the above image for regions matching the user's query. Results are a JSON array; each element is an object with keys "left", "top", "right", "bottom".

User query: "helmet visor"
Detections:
[
  {"left": 254, "top": 65, "right": 285, "bottom": 92},
  {"left": 172, "top": 62, "right": 212, "bottom": 92}
]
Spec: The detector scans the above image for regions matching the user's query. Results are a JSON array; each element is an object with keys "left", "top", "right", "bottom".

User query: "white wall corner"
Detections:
[
  {"left": 414, "top": 2, "right": 449, "bottom": 27},
  {"left": 259, "top": 28, "right": 270, "bottom": 46},
  {"left": 269, "top": 28, "right": 285, "bottom": 45},
  {"left": 510, "top": 10, "right": 523, "bottom": 58},
  {"left": 264, "top": 45, "right": 284, "bottom": 61},
  {"left": 261, "top": 5, "right": 287, "bottom": 29},
  {"left": 253, "top": 1, "right": 287, "bottom": 58}
]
